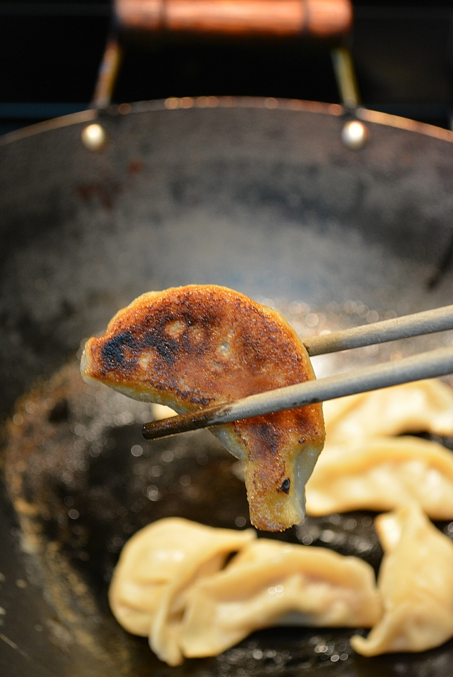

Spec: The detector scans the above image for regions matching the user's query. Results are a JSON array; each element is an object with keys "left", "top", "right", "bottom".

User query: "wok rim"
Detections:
[{"left": 1, "top": 96, "right": 453, "bottom": 147}]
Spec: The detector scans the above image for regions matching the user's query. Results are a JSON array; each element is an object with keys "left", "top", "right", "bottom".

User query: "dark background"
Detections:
[{"left": 1, "top": 0, "right": 453, "bottom": 135}]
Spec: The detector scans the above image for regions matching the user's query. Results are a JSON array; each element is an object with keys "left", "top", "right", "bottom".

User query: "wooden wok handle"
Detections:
[{"left": 114, "top": 0, "right": 353, "bottom": 39}]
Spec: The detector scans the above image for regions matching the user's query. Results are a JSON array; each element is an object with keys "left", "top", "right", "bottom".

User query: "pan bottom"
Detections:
[{"left": 3, "top": 299, "right": 453, "bottom": 676}]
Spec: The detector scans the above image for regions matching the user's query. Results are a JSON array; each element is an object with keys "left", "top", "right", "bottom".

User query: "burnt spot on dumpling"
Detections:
[
  {"left": 278, "top": 478, "right": 291, "bottom": 494},
  {"left": 101, "top": 330, "right": 138, "bottom": 372}
]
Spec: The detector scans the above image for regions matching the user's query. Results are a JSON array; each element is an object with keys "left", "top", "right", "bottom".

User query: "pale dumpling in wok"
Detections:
[
  {"left": 323, "top": 379, "right": 453, "bottom": 446},
  {"left": 351, "top": 502, "right": 453, "bottom": 656},
  {"left": 181, "top": 539, "right": 382, "bottom": 658},
  {"left": 108, "top": 517, "right": 255, "bottom": 666},
  {"left": 306, "top": 436, "right": 453, "bottom": 518}
]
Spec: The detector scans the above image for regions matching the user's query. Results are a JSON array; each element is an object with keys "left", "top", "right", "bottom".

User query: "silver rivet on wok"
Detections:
[
  {"left": 81, "top": 123, "right": 107, "bottom": 150},
  {"left": 341, "top": 120, "right": 368, "bottom": 149}
]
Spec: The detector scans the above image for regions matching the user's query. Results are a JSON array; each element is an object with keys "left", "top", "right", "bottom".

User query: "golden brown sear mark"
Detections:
[{"left": 81, "top": 285, "right": 325, "bottom": 531}]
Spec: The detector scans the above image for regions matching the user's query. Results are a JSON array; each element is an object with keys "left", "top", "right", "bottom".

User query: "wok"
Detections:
[{"left": 1, "top": 99, "right": 453, "bottom": 677}]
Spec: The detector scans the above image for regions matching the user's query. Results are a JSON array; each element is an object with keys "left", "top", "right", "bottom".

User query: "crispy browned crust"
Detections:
[{"left": 81, "top": 285, "right": 325, "bottom": 531}]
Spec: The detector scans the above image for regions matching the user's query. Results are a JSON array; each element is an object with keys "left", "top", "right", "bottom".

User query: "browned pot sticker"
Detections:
[{"left": 81, "top": 285, "right": 325, "bottom": 531}]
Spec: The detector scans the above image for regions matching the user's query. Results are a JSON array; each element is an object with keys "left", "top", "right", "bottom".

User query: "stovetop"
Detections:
[{"left": 1, "top": 0, "right": 453, "bottom": 135}]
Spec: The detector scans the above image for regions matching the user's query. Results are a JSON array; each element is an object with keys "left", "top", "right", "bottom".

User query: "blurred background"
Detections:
[{"left": 1, "top": 0, "right": 453, "bottom": 135}]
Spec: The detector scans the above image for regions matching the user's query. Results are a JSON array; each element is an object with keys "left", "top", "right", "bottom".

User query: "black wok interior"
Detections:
[{"left": 1, "top": 103, "right": 453, "bottom": 676}]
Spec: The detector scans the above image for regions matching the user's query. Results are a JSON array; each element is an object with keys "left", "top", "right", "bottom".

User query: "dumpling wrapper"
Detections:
[
  {"left": 181, "top": 539, "right": 382, "bottom": 658},
  {"left": 351, "top": 502, "right": 453, "bottom": 656},
  {"left": 81, "top": 285, "right": 325, "bottom": 531},
  {"left": 108, "top": 517, "right": 255, "bottom": 666},
  {"left": 323, "top": 379, "right": 453, "bottom": 446},
  {"left": 306, "top": 436, "right": 453, "bottom": 519}
]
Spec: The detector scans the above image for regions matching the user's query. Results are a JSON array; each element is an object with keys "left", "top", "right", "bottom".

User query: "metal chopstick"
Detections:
[
  {"left": 304, "top": 304, "right": 453, "bottom": 356},
  {"left": 142, "top": 305, "right": 453, "bottom": 441}
]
